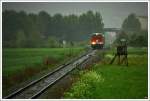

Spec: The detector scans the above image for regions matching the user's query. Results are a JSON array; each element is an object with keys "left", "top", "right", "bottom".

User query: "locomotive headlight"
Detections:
[{"left": 92, "top": 42, "right": 96, "bottom": 45}]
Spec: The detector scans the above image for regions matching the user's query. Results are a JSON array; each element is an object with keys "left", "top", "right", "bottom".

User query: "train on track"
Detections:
[{"left": 90, "top": 33, "right": 105, "bottom": 49}]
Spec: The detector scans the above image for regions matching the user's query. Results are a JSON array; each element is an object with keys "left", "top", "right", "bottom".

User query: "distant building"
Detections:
[
  {"left": 104, "top": 32, "right": 117, "bottom": 47},
  {"left": 62, "top": 40, "right": 66, "bottom": 48},
  {"left": 137, "top": 16, "right": 148, "bottom": 30}
]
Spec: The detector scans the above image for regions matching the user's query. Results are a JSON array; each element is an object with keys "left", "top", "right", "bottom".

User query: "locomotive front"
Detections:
[{"left": 90, "top": 33, "right": 104, "bottom": 49}]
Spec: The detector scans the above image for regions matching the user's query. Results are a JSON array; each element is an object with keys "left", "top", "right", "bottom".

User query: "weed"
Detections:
[{"left": 64, "top": 48, "right": 148, "bottom": 99}]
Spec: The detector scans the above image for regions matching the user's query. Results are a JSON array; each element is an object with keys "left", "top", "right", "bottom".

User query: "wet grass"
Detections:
[
  {"left": 64, "top": 47, "right": 148, "bottom": 99},
  {"left": 2, "top": 47, "right": 85, "bottom": 92}
]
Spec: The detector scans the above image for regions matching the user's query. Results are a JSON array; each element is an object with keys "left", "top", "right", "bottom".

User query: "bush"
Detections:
[{"left": 64, "top": 71, "right": 104, "bottom": 98}]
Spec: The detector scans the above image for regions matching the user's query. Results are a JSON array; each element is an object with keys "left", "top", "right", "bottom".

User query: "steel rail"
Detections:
[{"left": 4, "top": 49, "right": 94, "bottom": 99}]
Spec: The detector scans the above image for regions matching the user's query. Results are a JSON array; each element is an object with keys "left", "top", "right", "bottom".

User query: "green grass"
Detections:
[
  {"left": 64, "top": 48, "right": 148, "bottom": 99},
  {"left": 2, "top": 47, "right": 85, "bottom": 90},
  {"left": 108, "top": 47, "right": 147, "bottom": 55},
  {"left": 3, "top": 48, "right": 84, "bottom": 76}
]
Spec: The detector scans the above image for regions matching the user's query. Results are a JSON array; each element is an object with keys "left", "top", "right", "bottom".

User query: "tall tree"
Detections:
[
  {"left": 64, "top": 14, "right": 79, "bottom": 41},
  {"left": 3, "top": 10, "right": 104, "bottom": 47},
  {"left": 51, "top": 13, "right": 64, "bottom": 37},
  {"left": 15, "top": 30, "right": 26, "bottom": 47},
  {"left": 37, "top": 11, "right": 51, "bottom": 38},
  {"left": 95, "top": 12, "right": 104, "bottom": 32},
  {"left": 116, "top": 13, "right": 148, "bottom": 47},
  {"left": 2, "top": 10, "right": 19, "bottom": 41},
  {"left": 122, "top": 13, "right": 141, "bottom": 32}
]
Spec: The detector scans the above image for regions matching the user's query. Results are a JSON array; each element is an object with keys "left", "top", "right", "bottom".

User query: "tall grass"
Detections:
[
  {"left": 3, "top": 48, "right": 84, "bottom": 76},
  {"left": 2, "top": 47, "right": 85, "bottom": 91},
  {"left": 64, "top": 48, "right": 148, "bottom": 99}
]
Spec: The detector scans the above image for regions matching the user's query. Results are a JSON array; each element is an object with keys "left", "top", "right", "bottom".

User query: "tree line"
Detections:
[
  {"left": 116, "top": 13, "right": 148, "bottom": 47},
  {"left": 2, "top": 10, "right": 104, "bottom": 48}
]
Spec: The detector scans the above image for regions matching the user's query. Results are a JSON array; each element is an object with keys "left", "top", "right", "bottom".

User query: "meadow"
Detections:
[
  {"left": 64, "top": 47, "right": 148, "bottom": 99},
  {"left": 2, "top": 47, "right": 85, "bottom": 92}
]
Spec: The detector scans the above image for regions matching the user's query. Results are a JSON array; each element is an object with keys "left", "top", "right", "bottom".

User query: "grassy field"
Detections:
[
  {"left": 64, "top": 47, "right": 148, "bottom": 99},
  {"left": 2, "top": 47, "right": 85, "bottom": 90}
]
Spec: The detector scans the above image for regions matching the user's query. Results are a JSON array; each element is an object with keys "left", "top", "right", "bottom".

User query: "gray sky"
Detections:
[{"left": 2, "top": 2, "right": 148, "bottom": 28}]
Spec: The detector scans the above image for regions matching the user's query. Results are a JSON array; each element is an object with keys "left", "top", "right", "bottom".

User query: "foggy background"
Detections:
[{"left": 2, "top": 2, "right": 148, "bottom": 28}]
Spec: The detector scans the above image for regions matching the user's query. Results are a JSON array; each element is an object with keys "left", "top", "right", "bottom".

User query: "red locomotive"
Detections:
[{"left": 90, "top": 33, "right": 104, "bottom": 49}]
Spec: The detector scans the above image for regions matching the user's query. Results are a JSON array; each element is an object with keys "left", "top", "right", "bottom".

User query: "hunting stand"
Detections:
[{"left": 110, "top": 39, "right": 128, "bottom": 66}]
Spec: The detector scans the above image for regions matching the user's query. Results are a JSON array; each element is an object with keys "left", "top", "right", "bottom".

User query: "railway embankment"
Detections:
[{"left": 64, "top": 47, "right": 148, "bottom": 99}]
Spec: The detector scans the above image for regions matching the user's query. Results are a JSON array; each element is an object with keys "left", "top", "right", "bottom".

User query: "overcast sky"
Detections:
[{"left": 2, "top": 2, "right": 148, "bottom": 28}]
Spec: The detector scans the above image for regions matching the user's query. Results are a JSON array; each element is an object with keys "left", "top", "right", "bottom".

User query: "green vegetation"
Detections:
[
  {"left": 64, "top": 48, "right": 148, "bottom": 99},
  {"left": 3, "top": 10, "right": 104, "bottom": 48},
  {"left": 115, "top": 13, "right": 148, "bottom": 47},
  {"left": 122, "top": 13, "right": 141, "bottom": 32},
  {"left": 3, "top": 47, "right": 85, "bottom": 90},
  {"left": 107, "top": 47, "right": 147, "bottom": 55}
]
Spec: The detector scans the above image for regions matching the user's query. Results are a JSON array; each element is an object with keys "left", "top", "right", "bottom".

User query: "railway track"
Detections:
[{"left": 4, "top": 49, "right": 97, "bottom": 99}]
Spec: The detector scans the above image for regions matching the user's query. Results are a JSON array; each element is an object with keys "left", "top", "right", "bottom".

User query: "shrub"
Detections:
[{"left": 64, "top": 71, "right": 104, "bottom": 98}]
